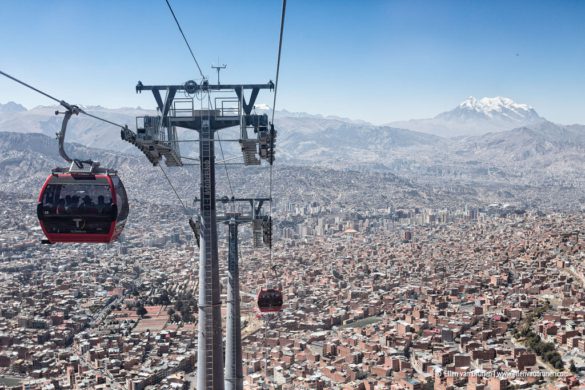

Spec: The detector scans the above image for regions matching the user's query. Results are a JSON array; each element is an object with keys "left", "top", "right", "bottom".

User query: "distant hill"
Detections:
[
  {"left": 0, "top": 131, "right": 146, "bottom": 197},
  {"left": 0, "top": 104, "right": 153, "bottom": 154},
  {"left": 447, "top": 121, "right": 585, "bottom": 179},
  {"left": 275, "top": 122, "right": 443, "bottom": 164},
  {"left": 0, "top": 103, "right": 444, "bottom": 164},
  {"left": 0, "top": 101, "right": 27, "bottom": 113},
  {"left": 453, "top": 121, "right": 585, "bottom": 160},
  {"left": 0, "top": 131, "right": 451, "bottom": 211}
]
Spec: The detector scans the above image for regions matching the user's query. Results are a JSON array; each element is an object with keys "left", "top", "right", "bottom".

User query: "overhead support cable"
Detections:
[
  {"left": 206, "top": 91, "right": 235, "bottom": 200},
  {"left": 164, "top": 0, "right": 205, "bottom": 80},
  {"left": 0, "top": 69, "right": 129, "bottom": 131},
  {"left": 267, "top": 0, "right": 287, "bottom": 270},
  {"left": 79, "top": 110, "right": 130, "bottom": 130},
  {"left": 163, "top": 0, "right": 236, "bottom": 212},
  {"left": 158, "top": 165, "right": 189, "bottom": 214},
  {"left": 217, "top": 127, "right": 235, "bottom": 199},
  {"left": 0, "top": 69, "right": 62, "bottom": 104},
  {"left": 271, "top": 0, "right": 287, "bottom": 125}
]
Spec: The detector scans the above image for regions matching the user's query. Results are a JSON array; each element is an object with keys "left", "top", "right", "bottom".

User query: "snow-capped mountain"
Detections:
[
  {"left": 390, "top": 96, "right": 546, "bottom": 137},
  {"left": 437, "top": 96, "right": 541, "bottom": 122}
]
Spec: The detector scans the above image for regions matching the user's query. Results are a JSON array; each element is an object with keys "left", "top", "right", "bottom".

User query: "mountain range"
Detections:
[
  {"left": 0, "top": 95, "right": 561, "bottom": 147},
  {"left": 1, "top": 97, "right": 585, "bottom": 210}
]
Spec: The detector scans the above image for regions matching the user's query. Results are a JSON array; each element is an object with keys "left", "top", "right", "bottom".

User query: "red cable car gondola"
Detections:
[
  {"left": 257, "top": 288, "right": 283, "bottom": 313},
  {"left": 36, "top": 105, "right": 129, "bottom": 244},
  {"left": 37, "top": 171, "right": 129, "bottom": 243}
]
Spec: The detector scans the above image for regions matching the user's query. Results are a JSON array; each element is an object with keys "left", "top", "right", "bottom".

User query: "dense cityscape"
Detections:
[{"left": 1, "top": 187, "right": 585, "bottom": 389}]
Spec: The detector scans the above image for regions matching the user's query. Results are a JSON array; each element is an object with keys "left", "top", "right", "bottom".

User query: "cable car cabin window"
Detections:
[
  {"left": 112, "top": 176, "right": 129, "bottom": 222},
  {"left": 40, "top": 176, "right": 114, "bottom": 234}
]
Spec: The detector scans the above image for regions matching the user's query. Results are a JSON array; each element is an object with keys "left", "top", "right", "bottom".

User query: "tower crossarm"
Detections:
[
  {"left": 128, "top": 80, "right": 274, "bottom": 168},
  {"left": 216, "top": 197, "right": 270, "bottom": 223},
  {"left": 215, "top": 197, "right": 272, "bottom": 249},
  {"left": 136, "top": 81, "right": 274, "bottom": 94}
]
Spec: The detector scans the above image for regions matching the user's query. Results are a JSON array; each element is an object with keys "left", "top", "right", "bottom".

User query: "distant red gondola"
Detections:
[
  {"left": 37, "top": 172, "right": 129, "bottom": 243},
  {"left": 257, "top": 288, "right": 283, "bottom": 313}
]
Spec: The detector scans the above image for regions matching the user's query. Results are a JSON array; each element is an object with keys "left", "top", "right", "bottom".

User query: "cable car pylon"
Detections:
[
  {"left": 217, "top": 197, "right": 270, "bottom": 390},
  {"left": 124, "top": 79, "right": 275, "bottom": 390}
]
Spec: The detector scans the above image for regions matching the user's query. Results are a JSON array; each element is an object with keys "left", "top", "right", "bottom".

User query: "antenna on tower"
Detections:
[{"left": 212, "top": 59, "right": 227, "bottom": 85}]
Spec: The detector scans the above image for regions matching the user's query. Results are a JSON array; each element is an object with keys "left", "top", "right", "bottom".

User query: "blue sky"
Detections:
[{"left": 1, "top": 0, "right": 584, "bottom": 124}]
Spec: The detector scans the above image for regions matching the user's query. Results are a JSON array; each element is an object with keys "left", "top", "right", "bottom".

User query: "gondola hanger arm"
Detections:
[{"left": 55, "top": 106, "right": 80, "bottom": 164}]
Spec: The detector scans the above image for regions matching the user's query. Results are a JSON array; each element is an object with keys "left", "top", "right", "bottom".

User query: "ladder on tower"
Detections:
[{"left": 201, "top": 118, "right": 218, "bottom": 389}]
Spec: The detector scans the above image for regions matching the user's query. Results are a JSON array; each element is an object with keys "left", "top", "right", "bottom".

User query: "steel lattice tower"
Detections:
[
  {"left": 197, "top": 120, "right": 223, "bottom": 389},
  {"left": 224, "top": 217, "right": 243, "bottom": 389},
  {"left": 127, "top": 80, "right": 274, "bottom": 390},
  {"left": 219, "top": 199, "right": 269, "bottom": 390}
]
